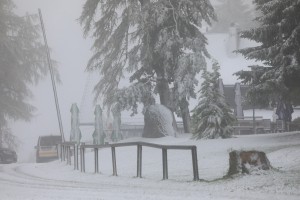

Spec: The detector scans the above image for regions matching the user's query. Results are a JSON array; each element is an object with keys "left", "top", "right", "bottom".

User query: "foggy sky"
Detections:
[
  {"left": 10, "top": 0, "right": 253, "bottom": 162},
  {"left": 12, "top": 0, "right": 92, "bottom": 162}
]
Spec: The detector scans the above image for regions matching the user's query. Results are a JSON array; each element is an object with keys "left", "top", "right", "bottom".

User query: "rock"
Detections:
[
  {"left": 142, "top": 104, "right": 176, "bottom": 138},
  {"left": 227, "top": 150, "right": 272, "bottom": 176}
]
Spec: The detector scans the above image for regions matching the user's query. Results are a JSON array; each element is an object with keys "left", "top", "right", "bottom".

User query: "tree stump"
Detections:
[{"left": 227, "top": 150, "right": 272, "bottom": 176}]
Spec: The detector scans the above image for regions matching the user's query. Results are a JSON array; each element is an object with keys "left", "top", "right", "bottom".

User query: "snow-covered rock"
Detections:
[{"left": 143, "top": 104, "right": 176, "bottom": 138}]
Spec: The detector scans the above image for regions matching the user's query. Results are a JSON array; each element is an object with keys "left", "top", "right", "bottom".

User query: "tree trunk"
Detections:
[
  {"left": 156, "top": 75, "right": 178, "bottom": 134},
  {"left": 180, "top": 98, "right": 191, "bottom": 133},
  {"left": 0, "top": 127, "right": 2, "bottom": 148},
  {"left": 157, "top": 77, "right": 172, "bottom": 110}
]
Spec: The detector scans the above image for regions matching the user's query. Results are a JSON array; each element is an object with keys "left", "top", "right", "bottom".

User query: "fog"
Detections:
[
  {"left": 12, "top": 0, "right": 92, "bottom": 162},
  {"left": 10, "top": 0, "right": 254, "bottom": 162}
]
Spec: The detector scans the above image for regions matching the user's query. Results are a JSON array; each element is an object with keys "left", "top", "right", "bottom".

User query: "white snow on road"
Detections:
[{"left": 1, "top": 132, "right": 300, "bottom": 200}]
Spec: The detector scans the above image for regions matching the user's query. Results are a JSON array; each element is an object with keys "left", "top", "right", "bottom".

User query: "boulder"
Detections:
[
  {"left": 143, "top": 104, "right": 176, "bottom": 138},
  {"left": 227, "top": 150, "right": 272, "bottom": 176}
]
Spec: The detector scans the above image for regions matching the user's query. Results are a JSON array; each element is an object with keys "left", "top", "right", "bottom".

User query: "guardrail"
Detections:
[
  {"left": 60, "top": 141, "right": 199, "bottom": 181},
  {"left": 60, "top": 142, "right": 76, "bottom": 168}
]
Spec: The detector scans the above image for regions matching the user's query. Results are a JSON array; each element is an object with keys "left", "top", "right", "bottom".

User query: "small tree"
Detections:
[{"left": 191, "top": 61, "right": 236, "bottom": 139}]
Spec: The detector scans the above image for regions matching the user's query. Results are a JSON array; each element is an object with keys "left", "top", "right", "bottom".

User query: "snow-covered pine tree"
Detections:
[
  {"left": 0, "top": 0, "right": 53, "bottom": 148},
  {"left": 235, "top": 0, "right": 300, "bottom": 115},
  {"left": 191, "top": 61, "right": 236, "bottom": 139},
  {"left": 80, "top": 0, "right": 216, "bottom": 132}
]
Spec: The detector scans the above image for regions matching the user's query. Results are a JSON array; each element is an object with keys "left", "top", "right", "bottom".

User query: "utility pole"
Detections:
[{"left": 38, "top": 9, "right": 65, "bottom": 142}]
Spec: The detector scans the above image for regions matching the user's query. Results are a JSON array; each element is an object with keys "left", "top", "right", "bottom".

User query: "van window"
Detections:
[{"left": 39, "top": 136, "right": 62, "bottom": 146}]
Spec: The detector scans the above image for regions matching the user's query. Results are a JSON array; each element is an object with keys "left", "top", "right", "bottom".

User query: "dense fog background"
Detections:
[
  {"left": 12, "top": 0, "right": 92, "bottom": 162},
  {"left": 10, "top": 0, "right": 255, "bottom": 162}
]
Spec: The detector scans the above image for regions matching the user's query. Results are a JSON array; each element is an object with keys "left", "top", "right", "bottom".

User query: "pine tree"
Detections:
[
  {"left": 80, "top": 0, "right": 216, "bottom": 132},
  {"left": 235, "top": 0, "right": 300, "bottom": 114},
  {"left": 191, "top": 61, "right": 235, "bottom": 139},
  {"left": 0, "top": 0, "right": 51, "bottom": 148}
]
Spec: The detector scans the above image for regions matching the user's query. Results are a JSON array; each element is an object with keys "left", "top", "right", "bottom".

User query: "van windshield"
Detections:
[{"left": 40, "top": 136, "right": 62, "bottom": 146}]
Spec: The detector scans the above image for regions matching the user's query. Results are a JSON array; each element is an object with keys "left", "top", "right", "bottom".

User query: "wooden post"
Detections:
[
  {"left": 82, "top": 147, "right": 85, "bottom": 172},
  {"left": 94, "top": 148, "right": 99, "bottom": 173},
  {"left": 112, "top": 147, "right": 117, "bottom": 176},
  {"left": 67, "top": 146, "right": 71, "bottom": 165},
  {"left": 162, "top": 148, "right": 168, "bottom": 180},
  {"left": 62, "top": 145, "right": 65, "bottom": 161},
  {"left": 60, "top": 144, "right": 63, "bottom": 162},
  {"left": 75, "top": 144, "right": 79, "bottom": 170},
  {"left": 137, "top": 144, "right": 142, "bottom": 178},
  {"left": 191, "top": 147, "right": 199, "bottom": 181},
  {"left": 80, "top": 143, "right": 85, "bottom": 173},
  {"left": 61, "top": 144, "right": 64, "bottom": 161},
  {"left": 73, "top": 144, "right": 76, "bottom": 170},
  {"left": 80, "top": 146, "right": 83, "bottom": 172}
]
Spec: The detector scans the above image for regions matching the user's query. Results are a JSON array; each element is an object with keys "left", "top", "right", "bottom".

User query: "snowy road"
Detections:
[
  {"left": 1, "top": 132, "right": 300, "bottom": 200},
  {"left": 0, "top": 163, "right": 224, "bottom": 200}
]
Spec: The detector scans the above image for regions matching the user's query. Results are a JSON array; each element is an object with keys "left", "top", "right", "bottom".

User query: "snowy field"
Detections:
[{"left": 1, "top": 132, "right": 300, "bottom": 200}]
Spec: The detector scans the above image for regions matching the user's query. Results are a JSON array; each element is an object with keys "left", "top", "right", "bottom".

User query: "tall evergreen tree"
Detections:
[
  {"left": 0, "top": 0, "right": 51, "bottom": 148},
  {"left": 191, "top": 61, "right": 235, "bottom": 139},
  {"left": 80, "top": 0, "right": 216, "bottom": 133},
  {"left": 235, "top": 0, "right": 300, "bottom": 123}
]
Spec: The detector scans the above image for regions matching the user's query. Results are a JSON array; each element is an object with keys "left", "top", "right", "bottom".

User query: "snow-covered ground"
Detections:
[{"left": 1, "top": 132, "right": 300, "bottom": 200}]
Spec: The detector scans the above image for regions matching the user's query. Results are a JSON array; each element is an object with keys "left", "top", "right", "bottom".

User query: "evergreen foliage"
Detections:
[
  {"left": 80, "top": 0, "right": 216, "bottom": 120},
  {"left": 191, "top": 61, "right": 236, "bottom": 139},
  {"left": 0, "top": 0, "right": 51, "bottom": 148},
  {"left": 211, "top": 0, "right": 257, "bottom": 33},
  {"left": 235, "top": 0, "right": 300, "bottom": 107}
]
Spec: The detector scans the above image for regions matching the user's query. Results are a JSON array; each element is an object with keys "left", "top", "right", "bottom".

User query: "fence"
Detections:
[
  {"left": 233, "top": 116, "right": 271, "bottom": 134},
  {"left": 60, "top": 141, "right": 199, "bottom": 181}
]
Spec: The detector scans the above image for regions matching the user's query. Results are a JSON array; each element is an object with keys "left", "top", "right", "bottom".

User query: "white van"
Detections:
[{"left": 35, "top": 135, "right": 62, "bottom": 163}]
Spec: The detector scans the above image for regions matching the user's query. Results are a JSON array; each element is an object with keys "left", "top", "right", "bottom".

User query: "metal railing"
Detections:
[{"left": 60, "top": 141, "right": 199, "bottom": 181}]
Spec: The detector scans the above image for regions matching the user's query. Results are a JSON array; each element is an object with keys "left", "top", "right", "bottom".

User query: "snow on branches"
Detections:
[{"left": 191, "top": 61, "right": 236, "bottom": 139}]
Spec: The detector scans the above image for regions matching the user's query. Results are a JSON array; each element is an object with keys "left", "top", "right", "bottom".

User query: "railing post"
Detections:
[
  {"left": 80, "top": 145, "right": 82, "bottom": 172},
  {"left": 73, "top": 144, "right": 76, "bottom": 170},
  {"left": 162, "top": 148, "right": 168, "bottom": 180},
  {"left": 65, "top": 145, "right": 68, "bottom": 162},
  {"left": 94, "top": 148, "right": 99, "bottom": 173},
  {"left": 191, "top": 146, "right": 199, "bottom": 181},
  {"left": 69, "top": 146, "right": 72, "bottom": 165},
  {"left": 57, "top": 144, "right": 61, "bottom": 161},
  {"left": 137, "top": 144, "right": 142, "bottom": 178},
  {"left": 80, "top": 143, "right": 85, "bottom": 173},
  {"left": 75, "top": 144, "right": 79, "bottom": 170},
  {"left": 68, "top": 146, "right": 72, "bottom": 165},
  {"left": 62, "top": 144, "right": 65, "bottom": 161},
  {"left": 60, "top": 144, "right": 63, "bottom": 162},
  {"left": 66, "top": 146, "right": 70, "bottom": 165},
  {"left": 111, "top": 146, "right": 117, "bottom": 176}
]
